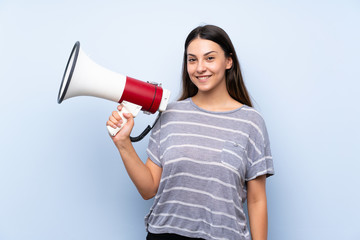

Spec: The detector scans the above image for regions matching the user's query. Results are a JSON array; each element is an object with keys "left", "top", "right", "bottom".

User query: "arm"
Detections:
[
  {"left": 247, "top": 175, "right": 268, "bottom": 240},
  {"left": 107, "top": 105, "right": 162, "bottom": 200}
]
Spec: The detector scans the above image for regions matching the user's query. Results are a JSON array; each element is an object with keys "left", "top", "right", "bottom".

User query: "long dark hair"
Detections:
[{"left": 178, "top": 25, "right": 253, "bottom": 107}]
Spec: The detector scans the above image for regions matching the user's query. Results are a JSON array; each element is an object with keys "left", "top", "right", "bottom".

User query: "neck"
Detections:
[{"left": 192, "top": 91, "right": 242, "bottom": 112}]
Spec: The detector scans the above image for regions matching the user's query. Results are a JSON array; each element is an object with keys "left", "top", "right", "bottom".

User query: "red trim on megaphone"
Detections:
[{"left": 119, "top": 76, "right": 163, "bottom": 113}]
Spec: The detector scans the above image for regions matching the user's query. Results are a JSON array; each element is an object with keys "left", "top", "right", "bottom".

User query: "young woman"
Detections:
[{"left": 107, "top": 25, "right": 274, "bottom": 240}]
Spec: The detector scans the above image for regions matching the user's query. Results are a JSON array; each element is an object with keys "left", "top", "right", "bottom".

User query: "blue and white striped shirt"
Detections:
[{"left": 145, "top": 98, "right": 274, "bottom": 240}]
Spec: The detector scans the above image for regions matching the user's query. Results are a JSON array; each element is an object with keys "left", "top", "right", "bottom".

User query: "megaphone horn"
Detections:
[{"left": 58, "top": 41, "right": 170, "bottom": 141}]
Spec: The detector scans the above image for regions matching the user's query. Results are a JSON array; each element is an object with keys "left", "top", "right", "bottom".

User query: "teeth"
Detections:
[{"left": 198, "top": 76, "right": 210, "bottom": 80}]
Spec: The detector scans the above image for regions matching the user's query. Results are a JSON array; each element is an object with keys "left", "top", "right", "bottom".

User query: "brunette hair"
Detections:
[{"left": 178, "top": 25, "right": 253, "bottom": 107}]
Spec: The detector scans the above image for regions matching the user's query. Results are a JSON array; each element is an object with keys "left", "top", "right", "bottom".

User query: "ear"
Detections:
[{"left": 225, "top": 56, "right": 233, "bottom": 70}]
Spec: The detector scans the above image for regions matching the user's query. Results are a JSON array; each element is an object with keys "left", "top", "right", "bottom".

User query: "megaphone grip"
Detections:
[
  {"left": 107, "top": 101, "right": 142, "bottom": 137},
  {"left": 107, "top": 107, "right": 131, "bottom": 137}
]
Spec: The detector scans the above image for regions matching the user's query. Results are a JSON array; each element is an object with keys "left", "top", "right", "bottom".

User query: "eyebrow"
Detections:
[{"left": 187, "top": 51, "right": 218, "bottom": 57}]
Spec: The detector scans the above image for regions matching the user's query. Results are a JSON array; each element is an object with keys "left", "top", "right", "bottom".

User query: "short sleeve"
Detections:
[
  {"left": 146, "top": 115, "right": 162, "bottom": 167},
  {"left": 245, "top": 115, "right": 275, "bottom": 181}
]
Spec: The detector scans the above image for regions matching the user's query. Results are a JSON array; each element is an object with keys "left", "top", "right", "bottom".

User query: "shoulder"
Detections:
[
  {"left": 168, "top": 98, "right": 191, "bottom": 108},
  {"left": 237, "top": 105, "right": 271, "bottom": 146},
  {"left": 238, "top": 105, "right": 267, "bottom": 127},
  {"left": 164, "top": 98, "right": 192, "bottom": 111}
]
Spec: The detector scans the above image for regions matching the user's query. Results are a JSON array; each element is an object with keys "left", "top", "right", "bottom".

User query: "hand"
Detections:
[{"left": 106, "top": 105, "right": 135, "bottom": 147}]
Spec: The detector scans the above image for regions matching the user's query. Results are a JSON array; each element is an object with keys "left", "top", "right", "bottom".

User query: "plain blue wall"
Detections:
[{"left": 1, "top": 0, "right": 359, "bottom": 239}]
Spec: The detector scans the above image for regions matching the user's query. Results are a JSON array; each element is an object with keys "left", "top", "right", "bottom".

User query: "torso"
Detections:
[{"left": 145, "top": 98, "right": 274, "bottom": 240}]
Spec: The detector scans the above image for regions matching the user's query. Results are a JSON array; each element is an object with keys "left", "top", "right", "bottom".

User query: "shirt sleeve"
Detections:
[
  {"left": 146, "top": 115, "right": 162, "bottom": 167},
  {"left": 245, "top": 114, "right": 275, "bottom": 181}
]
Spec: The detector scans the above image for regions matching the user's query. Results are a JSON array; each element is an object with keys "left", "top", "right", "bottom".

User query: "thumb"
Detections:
[
  {"left": 122, "top": 112, "right": 133, "bottom": 122},
  {"left": 120, "top": 112, "right": 135, "bottom": 132}
]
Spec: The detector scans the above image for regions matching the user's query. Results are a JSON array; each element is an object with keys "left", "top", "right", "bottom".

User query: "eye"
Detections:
[
  {"left": 207, "top": 56, "right": 215, "bottom": 61},
  {"left": 188, "top": 58, "right": 196, "bottom": 63}
]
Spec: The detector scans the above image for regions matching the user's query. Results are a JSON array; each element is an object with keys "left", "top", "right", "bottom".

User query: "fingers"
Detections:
[
  {"left": 106, "top": 105, "right": 134, "bottom": 131},
  {"left": 107, "top": 117, "right": 120, "bottom": 129},
  {"left": 107, "top": 108, "right": 123, "bottom": 129}
]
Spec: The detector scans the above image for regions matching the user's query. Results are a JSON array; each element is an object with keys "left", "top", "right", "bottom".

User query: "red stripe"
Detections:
[{"left": 119, "top": 76, "right": 163, "bottom": 113}]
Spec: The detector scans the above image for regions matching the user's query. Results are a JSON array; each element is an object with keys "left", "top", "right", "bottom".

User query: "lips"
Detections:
[{"left": 196, "top": 75, "right": 212, "bottom": 82}]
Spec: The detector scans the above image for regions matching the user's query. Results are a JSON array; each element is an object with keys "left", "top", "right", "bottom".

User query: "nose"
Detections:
[{"left": 196, "top": 60, "right": 206, "bottom": 73}]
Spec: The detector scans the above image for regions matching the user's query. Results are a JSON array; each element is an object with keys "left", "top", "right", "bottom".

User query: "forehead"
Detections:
[{"left": 187, "top": 38, "right": 224, "bottom": 55}]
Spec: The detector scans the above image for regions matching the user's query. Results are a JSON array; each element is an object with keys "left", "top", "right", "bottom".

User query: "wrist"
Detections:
[{"left": 115, "top": 137, "right": 132, "bottom": 151}]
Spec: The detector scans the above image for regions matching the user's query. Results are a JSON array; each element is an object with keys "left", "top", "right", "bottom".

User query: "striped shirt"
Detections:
[{"left": 145, "top": 98, "right": 274, "bottom": 240}]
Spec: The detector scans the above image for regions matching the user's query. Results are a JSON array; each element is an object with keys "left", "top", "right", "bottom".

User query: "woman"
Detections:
[{"left": 107, "top": 25, "right": 274, "bottom": 240}]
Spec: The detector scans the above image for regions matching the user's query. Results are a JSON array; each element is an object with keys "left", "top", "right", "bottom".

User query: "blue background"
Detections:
[{"left": 1, "top": 0, "right": 359, "bottom": 239}]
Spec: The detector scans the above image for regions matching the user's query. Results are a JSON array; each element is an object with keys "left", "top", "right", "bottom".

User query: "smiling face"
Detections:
[{"left": 186, "top": 38, "right": 233, "bottom": 95}]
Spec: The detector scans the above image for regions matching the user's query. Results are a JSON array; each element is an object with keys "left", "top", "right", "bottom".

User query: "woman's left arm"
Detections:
[{"left": 247, "top": 175, "right": 268, "bottom": 240}]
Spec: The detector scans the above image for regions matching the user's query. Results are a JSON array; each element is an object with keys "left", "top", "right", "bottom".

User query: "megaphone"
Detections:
[{"left": 58, "top": 41, "right": 170, "bottom": 141}]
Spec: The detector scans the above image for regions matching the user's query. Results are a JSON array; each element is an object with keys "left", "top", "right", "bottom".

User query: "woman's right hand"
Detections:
[{"left": 106, "top": 105, "right": 135, "bottom": 148}]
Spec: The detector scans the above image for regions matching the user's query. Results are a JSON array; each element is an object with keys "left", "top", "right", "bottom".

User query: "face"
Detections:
[{"left": 186, "top": 38, "right": 233, "bottom": 95}]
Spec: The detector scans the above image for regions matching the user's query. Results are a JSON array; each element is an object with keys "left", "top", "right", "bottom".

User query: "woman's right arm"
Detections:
[{"left": 107, "top": 105, "right": 162, "bottom": 200}]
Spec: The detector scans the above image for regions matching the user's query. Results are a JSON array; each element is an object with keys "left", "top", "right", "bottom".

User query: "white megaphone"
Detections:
[{"left": 58, "top": 41, "right": 170, "bottom": 141}]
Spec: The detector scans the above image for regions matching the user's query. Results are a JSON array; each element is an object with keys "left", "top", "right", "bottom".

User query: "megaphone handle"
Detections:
[
  {"left": 107, "top": 107, "right": 131, "bottom": 137},
  {"left": 107, "top": 101, "right": 142, "bottom": 137}
]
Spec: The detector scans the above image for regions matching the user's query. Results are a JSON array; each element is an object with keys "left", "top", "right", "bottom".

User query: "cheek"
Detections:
[
  {"left": 187, "top": 64, "right": 195, "bottom": 75},
  {"left": 212, "top": 62, "right": 227, "bottom": 75}
]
